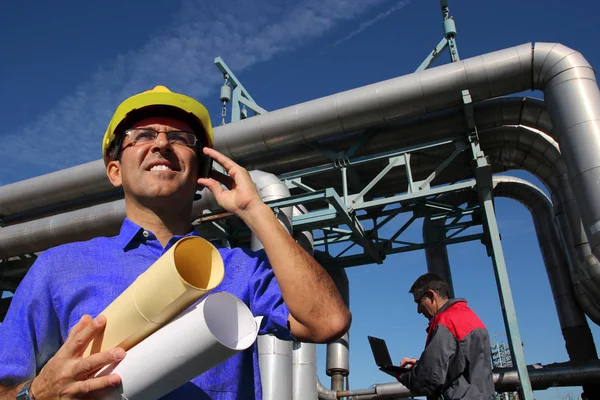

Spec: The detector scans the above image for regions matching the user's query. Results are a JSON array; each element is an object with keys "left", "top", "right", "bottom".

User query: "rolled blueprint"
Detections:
[
  {"left": 97, "top": 292, "right": 261, "bottom": 400},
  {"left": 85, "top": 236, "right": 224, "bottom": 355}
]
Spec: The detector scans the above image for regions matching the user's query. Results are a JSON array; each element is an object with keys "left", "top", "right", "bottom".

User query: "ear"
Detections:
[{"left": 106, "top": 160, "right": 123, "bottom": 188}]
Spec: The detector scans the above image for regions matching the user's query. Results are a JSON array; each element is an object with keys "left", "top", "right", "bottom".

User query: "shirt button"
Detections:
[{"left": 142, "top": 231, "right": 149, "bottom": 238}]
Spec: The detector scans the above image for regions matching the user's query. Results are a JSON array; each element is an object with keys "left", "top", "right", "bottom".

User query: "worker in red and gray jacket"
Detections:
[{"left": 397, "top": 273, "right": 495, "bottom": 400}]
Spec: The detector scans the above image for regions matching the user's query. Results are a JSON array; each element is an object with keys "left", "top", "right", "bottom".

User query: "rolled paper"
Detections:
[
  {"left": 97, "top": 292, "right": 262, "bottom": 400},
  {"left": 85, "top": 236, "right": 224, "bottom": 356}
]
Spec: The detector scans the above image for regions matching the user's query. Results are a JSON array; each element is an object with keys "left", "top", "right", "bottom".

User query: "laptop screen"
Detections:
[{"left": 368, "top": 336, "right": 394, "bottom": 367}]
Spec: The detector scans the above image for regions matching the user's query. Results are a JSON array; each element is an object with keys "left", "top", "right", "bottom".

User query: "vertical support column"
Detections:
[
  {"left": 231, "top": 87, "right": 242, "bottom": 122},
  {"left": 423, "top": 215, "right": 456, "bottom": 298},
  {"left": 475, "top": 166, "right": 534, "bottom": 400},
  {"left": 341, "top": 167, "right": 349, "bottom": 207}
]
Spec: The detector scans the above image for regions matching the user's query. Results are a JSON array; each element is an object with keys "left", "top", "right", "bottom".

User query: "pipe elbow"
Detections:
[{"left": 533, "top": 43, "right": 592, "bottom": 90}]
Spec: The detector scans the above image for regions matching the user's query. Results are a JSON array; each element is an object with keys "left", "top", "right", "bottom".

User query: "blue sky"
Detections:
[{"left": 2, "top": 0, "right": 600, "bottom": 398}]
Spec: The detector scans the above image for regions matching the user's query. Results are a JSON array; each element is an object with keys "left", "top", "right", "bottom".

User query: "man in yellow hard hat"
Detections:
[{"left": 0, "top": 86, "right": 352, "bottom": 400}]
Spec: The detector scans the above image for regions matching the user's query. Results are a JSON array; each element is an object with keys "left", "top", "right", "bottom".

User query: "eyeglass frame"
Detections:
[
  {"left": 415, "top": 290, "right": 432, "bottom": 305},
  {"left": 121, "top": 127, "right": 199, "bottom": 150}
]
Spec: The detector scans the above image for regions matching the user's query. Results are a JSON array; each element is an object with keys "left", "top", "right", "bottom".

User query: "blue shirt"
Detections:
[{"left": 0, "top": 219, "right": 292, "bottom": 399}]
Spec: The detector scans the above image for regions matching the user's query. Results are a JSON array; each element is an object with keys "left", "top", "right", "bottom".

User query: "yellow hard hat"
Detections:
[{"left": 102, "top": 85, "right": 214, "bottom": 166}]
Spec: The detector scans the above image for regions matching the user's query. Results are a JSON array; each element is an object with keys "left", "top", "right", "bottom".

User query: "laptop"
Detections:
[{"left": 368, "top": 336, "right": 411, "bottom": 376}]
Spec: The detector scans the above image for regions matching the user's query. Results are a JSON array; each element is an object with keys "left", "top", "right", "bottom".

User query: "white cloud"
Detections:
[
  {"left": 332, "top": 0, "right": 411, "bottom": 47},
  {"left": 2, "top": 0, "right": 397, "bottom": 184}
]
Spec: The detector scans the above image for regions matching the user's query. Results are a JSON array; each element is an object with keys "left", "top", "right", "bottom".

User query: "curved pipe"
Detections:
[
  {"left": 423, "top": 177, "right": 598, "bottom": 366},
  {"left": 480, "top": 126, "right": 600, "bottom": 323}
]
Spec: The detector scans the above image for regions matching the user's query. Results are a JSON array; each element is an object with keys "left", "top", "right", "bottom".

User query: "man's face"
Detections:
[
  {"left": 414, "top": 290, "right": 436, "bottom": 321},
  {"left": 106, "top": 117, "right": 200, "bottom": 205}
]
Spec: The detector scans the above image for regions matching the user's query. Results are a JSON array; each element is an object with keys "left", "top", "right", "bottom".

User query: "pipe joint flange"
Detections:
[{"left": 326, "top": 368, "right": 350, "bottom": 377}]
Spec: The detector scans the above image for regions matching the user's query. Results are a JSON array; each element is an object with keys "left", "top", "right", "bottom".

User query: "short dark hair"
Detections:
[{"left": 409, "top": 273, "right": 450, "bottom": 300}]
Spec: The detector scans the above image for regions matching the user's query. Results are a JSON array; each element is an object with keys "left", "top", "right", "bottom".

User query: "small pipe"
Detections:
[{"left": 319, "top": 361, "right": 600, "bottom": 399}]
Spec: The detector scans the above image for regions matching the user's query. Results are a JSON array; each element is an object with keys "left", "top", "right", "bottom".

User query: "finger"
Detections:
[
  {"left": 197, "top": 177, "right": 225, "bottom": 198},
  {"left": 67, "top": 373, "right": 122, "bottom": 395},
  {"left": 66, "top": 315, "right": 93, "bottom": 342},
  {"left": 66, "top": 315, "right": 107, "bottom": 356},
  {"left": 202, "top": 147, "right": 240, "bottom": 172},
  {"left": 399, "top": 359, "right": 412, "bottom": 368},
  {"left": 73, "top": 348, "right": 126, "bottom": 380}
]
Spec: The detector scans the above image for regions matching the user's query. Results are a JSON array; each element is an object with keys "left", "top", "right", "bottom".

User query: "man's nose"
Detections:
[{"left": 151, "top": 132, "right": 173, "bottom": 153}]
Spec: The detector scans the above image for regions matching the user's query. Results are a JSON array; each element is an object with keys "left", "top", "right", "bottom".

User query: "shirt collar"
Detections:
[
  {"left": 436, "top": 297, "right": 467, "bottom": 316},
  {"left": 117, "top": 218, "right": 144, "bottom": 250},
  {"left": 117, "top": 218, "right": 201, "bottom": 250}
]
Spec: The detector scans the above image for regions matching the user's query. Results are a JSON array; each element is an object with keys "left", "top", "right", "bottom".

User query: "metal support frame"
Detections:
[
  {"left": 463, "top": 90, "right": 534, "bottom": 400},
  {"left": 416, "top": 0, "right": 460, "bottom": 71},
  {"left": 214, "top": 57, "right": 268, "bottom": 122},
  {"left": 195, "top": 132, "right": 485, "bottom": 269},
  {"left": 208, "top": 53, "right": 536, "bottom": 396}
]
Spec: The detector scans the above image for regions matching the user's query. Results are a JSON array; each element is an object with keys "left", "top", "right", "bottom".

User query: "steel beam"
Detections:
[{"left": 476, "top": 164, "right": 534, "bottom": 399}]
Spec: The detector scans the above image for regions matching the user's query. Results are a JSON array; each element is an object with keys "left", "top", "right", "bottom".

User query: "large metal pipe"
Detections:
[
  {"left": 0, "top": 190, "right": 219, "bottom": 258},
  {"left": 317, "top": 362, "right": 600, "bottom": 399},
  {"left": 0, "top": 96, "right": 548, "bottom": 223},
  {"left": 422, "top": 218, "right": 456, "bottom": 299},
  {"left": 218, "top": 43, "right": 600, "bottom": 274},
  {"left": 292, "top": 342, "right": 317, "bottom": 400},
  {"left": 480, "top": 128, "right": 600, "bottom": 323},
  {"left": 0, "top": 159, "right": 113, "bottom": 218},
  {"left": 492, "top": 177, "right": 589, "bottom": 330},
  {"left": 0, "top": 98, "right": 549, "bottom": 256},
  {"left": 493, "top": 176, "right": 600, "bottom": 398},
  {"left": 1, "top": 43, "right": 591, "bottom": 227}
]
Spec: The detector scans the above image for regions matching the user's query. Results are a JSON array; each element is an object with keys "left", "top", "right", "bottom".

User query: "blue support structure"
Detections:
[
  {"left": 214, "top": 57, "right": 268, "bottom": 123},
  {"left": 416, "top": 0, "right": 460, "bottom": 71}
]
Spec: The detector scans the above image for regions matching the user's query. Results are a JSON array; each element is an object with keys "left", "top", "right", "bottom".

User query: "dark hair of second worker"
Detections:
[
  {"left": 107, "top": 106, "right": 208, "bottom": 173},
  {"left": 409, "top": 272, "right": 450, "bottom": 300}
]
